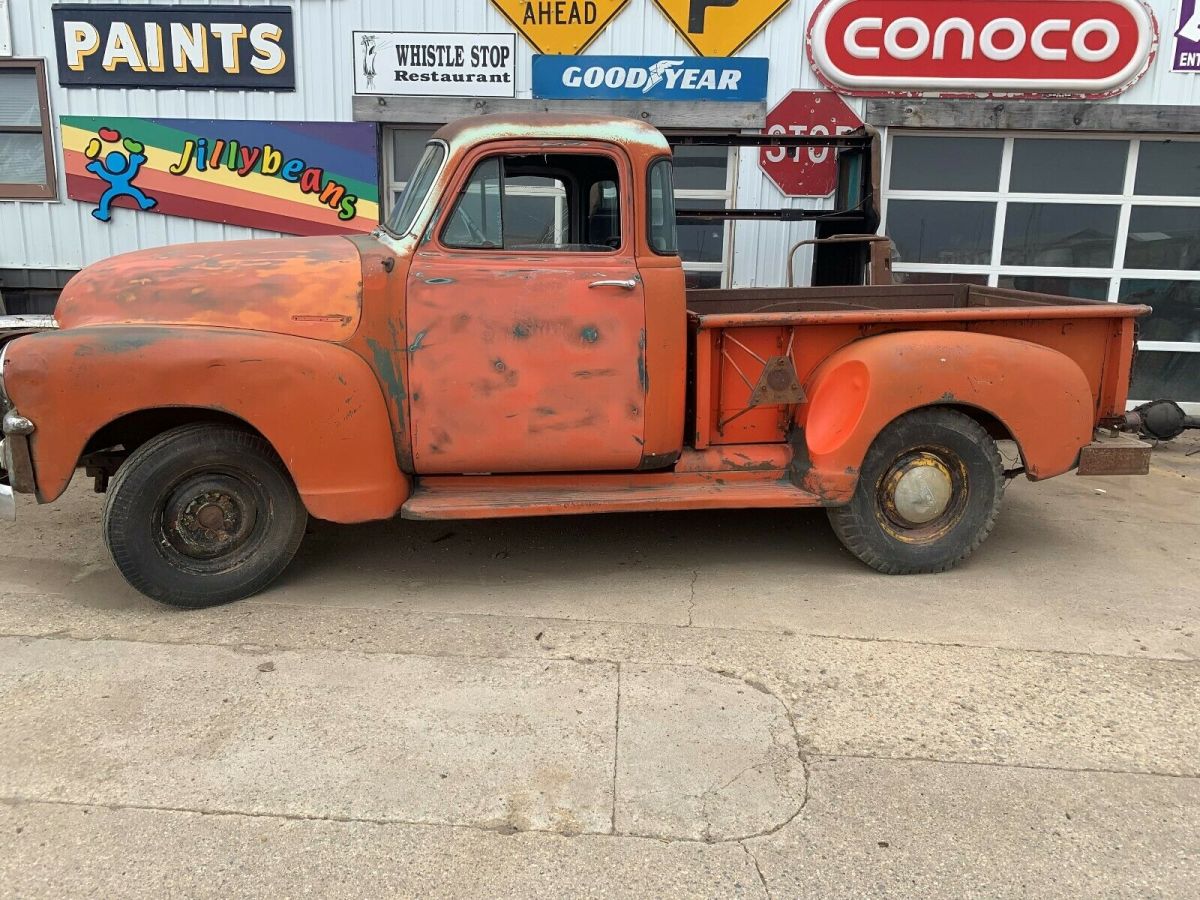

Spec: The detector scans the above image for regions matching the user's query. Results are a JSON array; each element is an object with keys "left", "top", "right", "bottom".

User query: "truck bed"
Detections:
[
  {"left": 686, "top": 283, "right": 1120, "bottom": 318},
  {"left": 685, "top": 283, "right": 1150, "bottom": 450}
]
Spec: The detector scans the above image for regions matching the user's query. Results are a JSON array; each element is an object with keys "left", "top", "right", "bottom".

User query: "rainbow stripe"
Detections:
[{"left": 61, "top": 116, "right": 380, "bottom": 236}]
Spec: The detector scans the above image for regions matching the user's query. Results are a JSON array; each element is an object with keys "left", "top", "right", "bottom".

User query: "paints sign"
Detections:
[
  {"left": 61, "top": 116, "right": 379, "bottom": 236},
  {"left": 51, "top": 4, "right": 294, "bottom": 90},
  {"left": 353, "top": 31, "right": 516, "bottom": 97},
  {"left": 759, "top": 90, "right": 862, "bottom": 197},
  {"left": 807, "top": 0, "right": 1157, "bottom": 98},
  {"left": 532, "top": 55, "right": 768, "bottom": 100},
  {"left": 1174, "top": 0, "right": 1200, "bottom": 72},
  {"left": 490, "top": 0, "right": 629, "bottom": 54},
  {"left": 653, "top": 0, "right": 792, "bottom": 57}
]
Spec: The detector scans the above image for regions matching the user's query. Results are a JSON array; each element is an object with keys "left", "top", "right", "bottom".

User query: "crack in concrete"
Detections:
[
  {"left": 742, "top": 842, "right": 772, "bottom": 900},
  {"left": 5, "top": 599, "right": 1197, "bottom": 665},
  {"left": 685, "top": 569, "right": 698, "bottom": 627},
  {"left": 610, "top": 662, "right": 621, "bottom": 836}
]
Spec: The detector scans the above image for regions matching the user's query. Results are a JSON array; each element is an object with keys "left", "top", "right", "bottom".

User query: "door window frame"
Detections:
[{"left": 428, "top": 141, "right": 634, "bottom": 258}]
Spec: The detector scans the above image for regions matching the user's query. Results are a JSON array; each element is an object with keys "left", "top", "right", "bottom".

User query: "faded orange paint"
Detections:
[
  {"left": 797, "top": 330, "right": 1099, "bottom": 502},
  {"left": 0, "top": 114, "right": 1152, "bottom": 530},
  {"left": 55, "top": 237, "right": 363, "bottom": 343},
  {"left": 3, "top": 326, "right": 409, "bottom": 522}
]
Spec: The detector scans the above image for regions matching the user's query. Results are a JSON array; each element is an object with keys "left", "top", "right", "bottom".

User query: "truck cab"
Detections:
[{"left": 0, "top": 114, "right": 1151, "bottom": 607}]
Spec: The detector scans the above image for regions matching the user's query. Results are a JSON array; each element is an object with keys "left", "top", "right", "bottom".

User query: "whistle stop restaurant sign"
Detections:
[
  {"left": 532, "top": 55, "right": 768, "bottom": 100},
  {"left": 60, "top": 116, "right": 379, "bottom": 236},
  {"left": 490, "top": 0, "right": 629, "bottom": 54},
  {"left": 654, "top": 0, "right": 792, "bottom": 57},
  {"left": 353, "top": 32, "right": 516, "bottom": 97},
  {"left": 807, "top": 0, "right": 1157, "bottom": 98},
  {"left": 51, "top": 4, "right": 295, "bottom": 90}
]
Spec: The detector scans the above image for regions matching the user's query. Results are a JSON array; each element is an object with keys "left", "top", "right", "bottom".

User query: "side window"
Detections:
[
  {"left": 443, "top": 156, "right": 502, "bottom": 248},
  {"left": 647, "top": 159, "right": 678, "bottom": 255},
  {"left": 441, "top": 152, "right": 621, "bottom": 252}
]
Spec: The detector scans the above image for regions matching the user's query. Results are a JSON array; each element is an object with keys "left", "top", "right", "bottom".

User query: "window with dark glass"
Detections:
[
  {"left": 647, "top": 158, "right": 677, "bottom": 255},
  {"left": 442, "top": 153, "right": 621, "bottom": 252},
  {"left": 0, "top": 60, "right": 57, "bottom": 200}
]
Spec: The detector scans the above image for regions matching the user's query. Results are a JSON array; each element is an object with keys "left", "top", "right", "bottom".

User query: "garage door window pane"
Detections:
[
  {"left": 675, "top": 199, "right": 725, "bottom": 263},
  {"left": 671, "top": 145, "right": 727, "bottom": 191},
  {"left": 1010, "top": 140, "right": 1126, "bottom": 195},
  {"left": 1130, "top": 351, "right": 1200, "bottom": 403},
  {"left": 1125, "top": 207, "right": 1200, "bottom": 271},
  {"left": 1001, "top": 203, "right": 1119, "bottom": 268},
  {"left": 889, "top": 136, "right": 1002, "bottom": 192},
  {"left": 894, "top": 272, "right": 988, "bottom": 286},
  {"left": 1119, "top": 280, "right": 1200, "bottom": 343},
  {"left": 1135, "top": 141, "right": 1200, "bottom": 197},
  {"left": 997, "top": 275, "right": 1109, "bottom": 300},
  {"left": 887, "top": 200, "right": 995, "bottom": 265}
]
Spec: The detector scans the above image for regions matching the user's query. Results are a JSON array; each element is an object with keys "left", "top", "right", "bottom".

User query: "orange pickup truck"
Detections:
[{"left": 0, "top": 114, "right": 1151, "bottom": 607}]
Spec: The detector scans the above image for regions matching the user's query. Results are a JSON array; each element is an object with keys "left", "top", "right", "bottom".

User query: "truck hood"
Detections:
[{"left": 54, "top": 237, "right": 364, "bottom": 343}]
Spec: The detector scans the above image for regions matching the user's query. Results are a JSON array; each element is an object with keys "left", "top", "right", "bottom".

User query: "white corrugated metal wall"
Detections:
[{"left": 2, "top": 0, "right": 1196, "bottom": 287}]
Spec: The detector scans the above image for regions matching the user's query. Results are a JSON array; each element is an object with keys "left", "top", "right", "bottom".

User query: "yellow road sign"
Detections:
[
  {"left": 491, "top": 0, "right": 630, "bottom": 55},
  {"left": 653, "top": 0, "right": 791, "bottom": 56}
]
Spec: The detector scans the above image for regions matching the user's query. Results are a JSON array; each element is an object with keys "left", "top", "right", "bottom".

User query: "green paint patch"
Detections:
[{"left": 580, "top": 326, "right": 600, "bottom": 344}]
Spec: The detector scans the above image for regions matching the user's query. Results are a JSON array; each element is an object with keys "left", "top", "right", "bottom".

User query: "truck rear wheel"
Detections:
[
  {"left": 826, "top": 408, "right": 1003, "bottom": 575},
  {"left": 103, "top": 424, "right": 307, "bottom": 607}
]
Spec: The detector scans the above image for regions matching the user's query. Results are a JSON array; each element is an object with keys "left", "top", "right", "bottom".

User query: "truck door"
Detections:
[{"left": 406, "top": 143, "right": 648, "bottom": 474}]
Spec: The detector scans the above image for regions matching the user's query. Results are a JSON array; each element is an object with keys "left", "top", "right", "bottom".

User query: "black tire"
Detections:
[
  {"left": 827, "top": 408, "right": 1003, "bottom": 575},
  {"left": 103, "top": 424, "right": 307, "bottom": 607}
]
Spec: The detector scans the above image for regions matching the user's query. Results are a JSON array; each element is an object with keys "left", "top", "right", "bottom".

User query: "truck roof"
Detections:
[{"left": 432, "top": 113, "right": 671, "bottom": 154}]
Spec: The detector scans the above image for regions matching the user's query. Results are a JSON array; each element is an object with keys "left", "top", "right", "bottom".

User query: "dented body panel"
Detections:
[{"left": 2, "top": 326, "right": 409, "bottom": 521}]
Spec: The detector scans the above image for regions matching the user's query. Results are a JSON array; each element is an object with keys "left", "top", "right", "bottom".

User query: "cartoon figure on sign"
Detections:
[{"left": 83, "top": 127, "right": 158, "bottom": 222}]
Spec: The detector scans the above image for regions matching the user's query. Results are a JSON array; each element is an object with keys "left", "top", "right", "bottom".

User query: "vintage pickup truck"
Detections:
[{"left": 0, "top": 114, "right": 1151, "bottom": 607}]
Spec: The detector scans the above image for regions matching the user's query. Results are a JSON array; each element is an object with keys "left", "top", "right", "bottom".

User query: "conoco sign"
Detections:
[{"left": 807, "top": 0, "right": 1158, "bottom": 98}]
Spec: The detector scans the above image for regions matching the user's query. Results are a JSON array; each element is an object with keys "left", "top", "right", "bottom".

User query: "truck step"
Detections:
[{"left": 401, "top": 472, "right": 822, "bottom": 520}]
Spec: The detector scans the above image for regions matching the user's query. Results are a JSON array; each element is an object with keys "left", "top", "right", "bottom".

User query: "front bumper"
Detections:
[{"left": 0, "top": 411, "right": 37, "bottom": 518}]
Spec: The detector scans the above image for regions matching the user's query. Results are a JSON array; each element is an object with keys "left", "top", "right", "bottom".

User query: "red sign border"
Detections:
[{"left": 806, "top": 0, "right": 1159, "bottom": 100}]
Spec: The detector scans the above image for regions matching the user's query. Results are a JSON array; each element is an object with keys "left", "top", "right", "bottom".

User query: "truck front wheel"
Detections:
[
  {"left": 103, "top": 424, "right": 307, "bottom": 607},
  {"left": 826, "top": 408, "right": 1004, "bottom": 575}
]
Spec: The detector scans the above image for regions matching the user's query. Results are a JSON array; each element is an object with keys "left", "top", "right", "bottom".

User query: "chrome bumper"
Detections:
[{"left": 0, "top": 483, "right": 13, "bottom": 522}]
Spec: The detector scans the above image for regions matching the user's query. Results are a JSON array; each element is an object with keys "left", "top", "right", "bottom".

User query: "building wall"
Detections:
[{"left": 1, "top": 0, "right": 1196, "bottom": 287}]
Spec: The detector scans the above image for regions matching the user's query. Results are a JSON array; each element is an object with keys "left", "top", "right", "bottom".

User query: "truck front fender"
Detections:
[
  {"left": 799, "top": 330, "right": 1096, "bottom": 503},
  {"left": 3, "top": 326, "right": 409, "bottom": 522}
]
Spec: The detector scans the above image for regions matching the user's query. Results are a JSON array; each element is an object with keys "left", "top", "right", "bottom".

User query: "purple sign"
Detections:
[{"left": 1175, "top": 0, "right": 1200, "bottom": 72}]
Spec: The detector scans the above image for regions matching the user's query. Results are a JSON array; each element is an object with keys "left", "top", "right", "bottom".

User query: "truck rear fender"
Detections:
[
  {"left": 798, "top": 330, "right": 1095, "bottom": 502},
  {"left": 3, "top": 326, "right": 410, "bottom": 523}
]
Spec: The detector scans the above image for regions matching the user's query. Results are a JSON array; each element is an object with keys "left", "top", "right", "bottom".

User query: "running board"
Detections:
[{"left": 401, "top": 471, "right": 820, "bottom": 520}]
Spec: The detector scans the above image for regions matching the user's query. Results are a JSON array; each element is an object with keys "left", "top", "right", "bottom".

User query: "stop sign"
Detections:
[{"left": 759, "top": 90, "right": 863, "bottom": 197}]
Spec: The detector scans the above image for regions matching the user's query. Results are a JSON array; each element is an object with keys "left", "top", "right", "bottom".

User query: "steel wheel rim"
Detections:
[{"left": 875, "top": 446, "right": 969, "bottom": 544}]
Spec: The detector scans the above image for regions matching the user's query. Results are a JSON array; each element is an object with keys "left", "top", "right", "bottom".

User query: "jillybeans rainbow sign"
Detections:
[{"left": 61, "top": 116, "right": 380, "bottom": 236}]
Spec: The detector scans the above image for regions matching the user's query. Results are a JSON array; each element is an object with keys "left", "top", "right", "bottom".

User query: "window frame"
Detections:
[
  {"left": 0, "top": 59, "right": 58, "bottom": 201},
  {"left": 431, "top": 142, "right": 630, "bottom": 257},
  {"left": 881, "top": 130, "right": 1200, "bottom": 408}
]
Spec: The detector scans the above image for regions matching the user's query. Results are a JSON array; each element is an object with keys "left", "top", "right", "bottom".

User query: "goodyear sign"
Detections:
[
  {"left": 490, "top": 0, "right": 629, "bottom": 54},
  {"left": 653, "top": 0, "right": 792, "bottom": 57},
  {"left": 532, "top": 55, "right": 768, "bottom": 101}
]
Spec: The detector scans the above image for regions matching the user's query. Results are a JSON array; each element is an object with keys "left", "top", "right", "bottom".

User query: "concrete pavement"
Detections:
[{"left": 1, "top": 435, "right": 1197, "bottom": 897}]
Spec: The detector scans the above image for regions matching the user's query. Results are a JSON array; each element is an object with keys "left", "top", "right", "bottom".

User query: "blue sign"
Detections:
[{"left": 532, "top": 55, "right": 768, "bottom": 102}]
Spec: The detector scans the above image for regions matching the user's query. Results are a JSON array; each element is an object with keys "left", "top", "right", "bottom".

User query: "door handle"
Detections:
[{"left": 588, "top": 278, "right": 639, "bottom": 290}]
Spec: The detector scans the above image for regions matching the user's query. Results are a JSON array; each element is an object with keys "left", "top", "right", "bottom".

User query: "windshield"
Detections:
[{"left": 385, "top": 142, "right": 446, "bottom": 236}]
